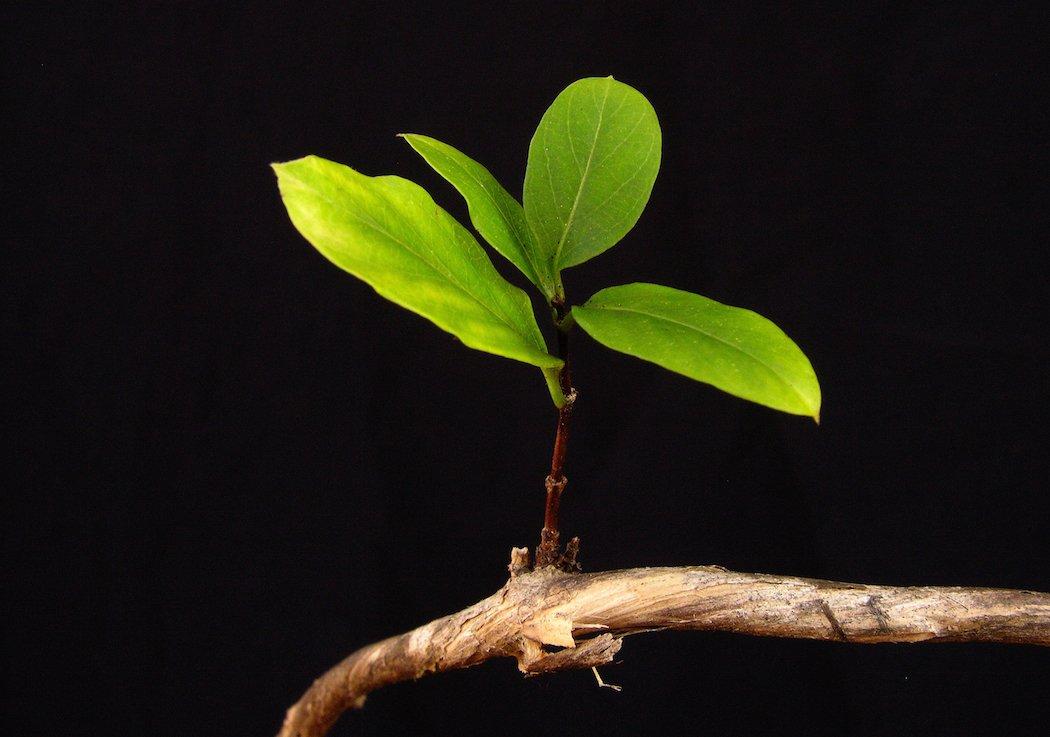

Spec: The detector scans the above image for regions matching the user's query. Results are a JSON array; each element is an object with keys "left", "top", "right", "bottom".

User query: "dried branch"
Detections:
[{"left": 277, "top": 553, "right": 1050, "bottom": 737}]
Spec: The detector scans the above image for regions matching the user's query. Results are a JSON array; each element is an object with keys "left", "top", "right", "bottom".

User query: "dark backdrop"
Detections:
[{"left": 6, "top": 4, "right": 1048, "bottom": 736}]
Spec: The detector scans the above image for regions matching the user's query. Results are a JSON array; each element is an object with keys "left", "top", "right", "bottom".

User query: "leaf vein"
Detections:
[
  {"left": 420, "top": 141, "right": 545, "bottom": 289},
  {"left": 586, "top": 303, "right": 810, "bottom": 406},
  {"left": 588, "top": 132, "right": 658, "bottom": 218},
  {"left": 298, "top": 170, "right": 532, "bottom": 346},
  {"left": 552, "top": 78, "right": 613, "bottom": 269}
]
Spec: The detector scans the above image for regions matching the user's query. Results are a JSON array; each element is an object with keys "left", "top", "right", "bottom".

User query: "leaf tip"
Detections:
[
  {"left": 270, "top": 160, "right": 295, "bottom": 181},
  {"left": 271, "top": 155, "right": 323, "bottom": 174},
  {"left": 813, "top": 411, "right": 821, "bottom": 426},
  {"left": 398, "top": 133, "right": 428, "bottom": 150}
]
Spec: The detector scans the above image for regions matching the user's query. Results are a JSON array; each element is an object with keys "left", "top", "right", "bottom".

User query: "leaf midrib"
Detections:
[
  {"left": 290, "top": 168, "right": 536, "bottom": 350},
  {"left": 551, "top": 78, "right": 613, "bottom": 270},
  {"left": 417, "top": 139, "right": 546, "bottom": 291},
  {"left": 583, "top": 302, "right": 811, "bottom": 407}
]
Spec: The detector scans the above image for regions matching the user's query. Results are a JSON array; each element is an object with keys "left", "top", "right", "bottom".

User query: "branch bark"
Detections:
[{"left": 277, "top": 554, "right": 1050, "bottom": 737}]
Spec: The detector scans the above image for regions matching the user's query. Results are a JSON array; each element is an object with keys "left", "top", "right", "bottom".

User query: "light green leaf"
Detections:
[
  {"left": 400, "top": 134, "right": 557, "bottom": 299},
  {"left": 573, "top": 283, "right": 821, "bottom": 420},
  {"left": 524, "top": 76, "right": 661, "bottom": 286},
  {"left": 273, "top": 156, "right": 565, "bottom": 400}
]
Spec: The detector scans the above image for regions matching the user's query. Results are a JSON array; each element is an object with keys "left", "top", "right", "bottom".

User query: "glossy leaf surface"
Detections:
[
  {"left": 401, "top": 134, "right": 556, "bottom": 298},
  {"left": 523, "top": 77, "right": 661, "bottom": 284},
  {"left": 573, "top": 283, "right": 821, "bottom": 419},
  {"left": 273, "top": 156, "right": 562, "bottom": 375}
]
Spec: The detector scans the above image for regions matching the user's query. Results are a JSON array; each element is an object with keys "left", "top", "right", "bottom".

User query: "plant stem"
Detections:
[
  {"left": 537, "top": 298, "right": 577, "bottom": 568},
  {"left": 543, "top": 399, "right": 572, "bottom": 529}
]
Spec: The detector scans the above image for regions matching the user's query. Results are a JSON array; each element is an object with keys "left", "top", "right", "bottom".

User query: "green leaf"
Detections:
[
  {"left": 523, "top": 76, "right": 661, "bottom": 285},
  {"left": 272, "top": 156, "right": 565, "bottom": 400},
  {"left": 400, "top": 134, "right": 557, "bottom": 299},
  {"left": 573, "top": 283, "right": 821, "bottom": 420}
]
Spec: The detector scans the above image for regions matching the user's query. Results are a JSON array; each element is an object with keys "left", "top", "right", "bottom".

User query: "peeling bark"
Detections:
[{"left": 277, "top": 554, "right": 1050, "bottom": 737}]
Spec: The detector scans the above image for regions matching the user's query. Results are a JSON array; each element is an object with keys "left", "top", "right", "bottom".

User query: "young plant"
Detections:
[
  {"left": 273, "top": 76, "right": 821, "bottom": 566},
  {"left": 271, "top": 78, "right": 1048, "bottom": 737}
]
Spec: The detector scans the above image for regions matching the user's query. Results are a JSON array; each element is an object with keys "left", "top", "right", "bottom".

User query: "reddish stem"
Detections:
[{"left": 537, "top": 298, "right": 576, "bottom": 567}]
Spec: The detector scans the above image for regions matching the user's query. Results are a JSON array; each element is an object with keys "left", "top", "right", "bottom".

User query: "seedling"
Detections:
[
  {"left": 271, "top": 78, "right": 1047, "bottom": 737},
  {"left": 273, "top": 76, "right": 820, "bottom": 566}
]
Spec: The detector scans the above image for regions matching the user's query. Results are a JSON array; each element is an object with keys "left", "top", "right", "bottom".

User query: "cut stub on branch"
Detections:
[{"left": 277, "top": 558, "right": 1050, "bottom": 737}]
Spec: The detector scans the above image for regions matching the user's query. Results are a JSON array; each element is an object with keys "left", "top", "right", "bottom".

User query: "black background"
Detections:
[{"left": 6, "top": 4, "right": 1048, "bottom": 736}]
